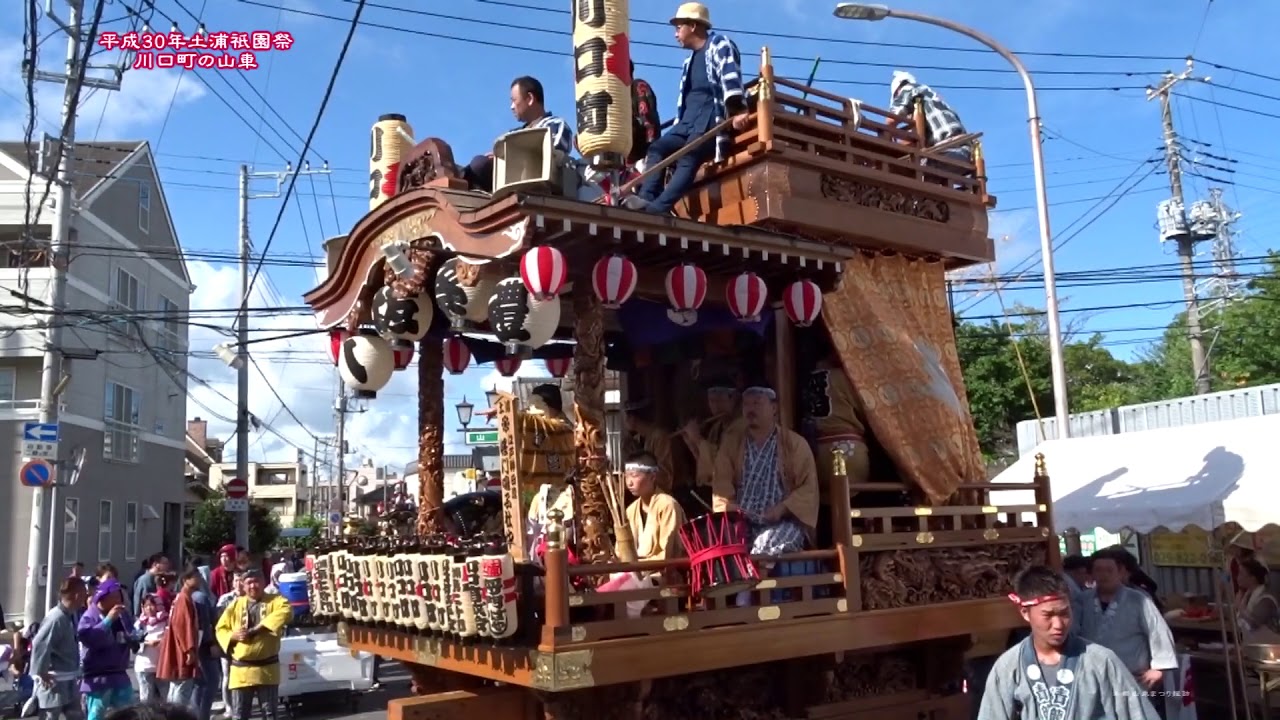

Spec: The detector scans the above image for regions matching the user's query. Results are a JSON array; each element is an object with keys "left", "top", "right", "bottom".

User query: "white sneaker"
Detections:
[{"left": 622, "top": 194, "right": 649, "bottom": 211}]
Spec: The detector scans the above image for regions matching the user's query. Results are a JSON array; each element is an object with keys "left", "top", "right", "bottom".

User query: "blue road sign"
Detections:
[
  {"left": 328, "top": 512, "right": 342, "bottom": 525},
  {"left": 19, "top": 459, "right": 54, "bottom": 488},
  {"left": 22, "top": 422, "right": 60, "bottom": 443}
]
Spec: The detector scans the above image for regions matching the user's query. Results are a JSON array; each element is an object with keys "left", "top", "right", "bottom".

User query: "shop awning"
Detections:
[{"left": 989, "top": 413, "right": 1280, "bottom": 533}]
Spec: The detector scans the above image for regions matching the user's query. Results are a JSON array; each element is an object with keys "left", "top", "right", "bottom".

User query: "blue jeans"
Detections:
[
  {"left": 637, "top": 127, "right": 715, "bottom": 214},
  {"left": 166, "top": 678, "right": 197, "bottom": 707},
  {"left": 194, "top": 655, "right": 223, "bottom": 720},
  {"left": 85, "top": 686, "right": 134, "bottom": 720}
]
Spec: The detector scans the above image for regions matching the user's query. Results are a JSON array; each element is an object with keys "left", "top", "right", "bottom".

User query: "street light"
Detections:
[
  {"left": 832, "top": 3, "right": 1071, "bottom": 437},
  {"left": 485, "top": 387, "right": 500, "bottom": 409},
  {"left": 455, "top": 397, "right": 474, "bottom": 430}
]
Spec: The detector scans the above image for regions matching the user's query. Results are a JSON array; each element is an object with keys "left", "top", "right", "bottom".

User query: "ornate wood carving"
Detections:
[
  {"left": 819, "top": 174, "right": 951, "bottom": 224},
  {"left": 824, "top": 651, "right": 918, "bottom": 702},
  {"left": 570, "top": 278, "right": 613, "bottom": 565},
  {"left": 859, "top": 543, "right": 1047, "bottom": 610},
  {"left": 416, "top": 333, "right": 446, "bottom": 537},
  {"left": 396, "top": 138, "right": 461, "bottom": 194}
]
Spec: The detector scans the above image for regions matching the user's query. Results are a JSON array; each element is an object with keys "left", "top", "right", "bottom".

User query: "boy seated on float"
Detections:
[
  {"left": 598, "top": 451, "right": 687, "bottom": 618},
  {"left": 461, "top": 75, "right": 574, "bottom": 194},
  {"left": 711, "top": 385, "right": 820, "bottom": 605}
]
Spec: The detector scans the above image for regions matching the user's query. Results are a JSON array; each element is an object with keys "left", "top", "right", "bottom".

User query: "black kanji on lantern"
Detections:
[
  {"left": 805, "top": 369, "right": 833, "bottom": 420},
  {"left": 488, "top": 278, "right": 532, "bottom": 345},
  {"left": 342, "top": 338, "right": 369, "bottom": 385},
  {"left": 371, "top": 287, "right": 423, "bottom": 338},
  {"left": 433, "top": 264, "right": 468, "bottom": 321}
]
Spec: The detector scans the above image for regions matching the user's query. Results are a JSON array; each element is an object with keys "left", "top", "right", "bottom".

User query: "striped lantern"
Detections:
[
  {"left": 591, "top": 254, "right": 637, "bottom": 309},
  {"left": 664, "top": 262, "right": 707, "bottom": 324},
  {"left": 725, "top": 272, "right": 768, "bottom": 323},
  {"left": 392, "top": 340, "right": 415, "bottom": 370},
  {"left": 572, "top": 0, "right": 632, "bottom": 168},
  {"left": 443, "top": 337, "right": 471, "bottom": 375},
  {"left": 544, "top": 357, "right": 572, "bottom": 378},
  {"left": 783, "top": 279, "right": 823, "bottom": 327},
  {"left": 519, "top": 246, "right": 568, "bottom": 300},
  {"left": 494, "top": 355, "right": 523, "bottom": 377},
  {"left": 328, "top": 328, "right": 349, "bottom": 365},
  {"left": 369, "top": 113, "right": 414, "bottom": 210}
]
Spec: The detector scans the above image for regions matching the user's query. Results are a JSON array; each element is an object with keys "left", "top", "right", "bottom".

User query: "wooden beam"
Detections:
[{"left": 774, "top": 307, "right": 796, "bottom": 430}]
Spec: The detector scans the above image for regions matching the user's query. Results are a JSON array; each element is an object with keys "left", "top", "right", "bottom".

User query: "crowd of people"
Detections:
[{"left": 9, "top": 545, "right": 297, "bottom": 720}]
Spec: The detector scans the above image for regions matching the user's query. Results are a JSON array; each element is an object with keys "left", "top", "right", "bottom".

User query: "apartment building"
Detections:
[
  {"left": 209, "top": 460, "right": 312, "bottom": 525},
  {"left": 0, "top": 141, "right": 193, "bottom": 619}
]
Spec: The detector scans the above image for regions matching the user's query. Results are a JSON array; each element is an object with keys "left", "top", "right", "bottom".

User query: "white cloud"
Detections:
[{"left": 0, "top": 40, "right": 205, "bottom": 139}]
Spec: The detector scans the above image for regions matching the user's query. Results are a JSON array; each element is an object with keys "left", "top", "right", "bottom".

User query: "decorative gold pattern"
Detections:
[
  {"left": 757, "top": 606, "right": 781, "bottom": 621},
  {"left": 984, "top": 529, "right": 1000, "bottom": 541},
  {"left": 531, "top": 650, "right": 596, "bottom": 691},
  {"left": 826, "top": 651, "right": 918, "bottom": 701},
  {"left": 819, "top": 174, "right": 951, "bottom": 224},
  {"left": 1035, "top": 452, "right": 1047, "bottom": 478},
  {"left": 663, "top": 615, "right": 690, "bottom": 632},
  {"left": 570, "top": 274, "right": 613, "bottom": 564},
  {"left": 860, "top": 544, "right": 1046, "bottom": 610},
  {"left": 822, "top": 253, "right": 985, "bottom": 504}
]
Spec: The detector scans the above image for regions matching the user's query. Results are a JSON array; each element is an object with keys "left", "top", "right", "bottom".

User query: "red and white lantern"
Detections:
[
  {"left": 591, "top": 254, "right": 638, "bottom": 309},
  {"left": 392, "top": 340, "right": 415, "bottom": 370},
  {"left": 519, "top": 246, "right": 567, "bottom": 300},
  {"left": 665, "top": 263, "right": 707, "bottom": 313},
  {"left": 494, "top": 355, "right": 523, "bottom": 377},
  {"left": 328, "top": 328, "right": 349, "bottom": 365},
  {"left": 725, "top": 272, "right": 768, "bottom": 322},
  {"left": 543, "top": 357, "right": 572, "bottom": 378},
  {"left": 783, "top": 279, "right": 823, "bottom": 327},
  {"left": 443, "top": 336, "right": 471, "bottom": 375}
]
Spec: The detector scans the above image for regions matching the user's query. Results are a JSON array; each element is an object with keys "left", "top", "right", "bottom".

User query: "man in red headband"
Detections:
[{"left": 978, "top": 565, "right": 1157, "bottom": 720}]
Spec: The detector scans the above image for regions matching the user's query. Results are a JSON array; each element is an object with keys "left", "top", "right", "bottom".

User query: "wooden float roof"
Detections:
[{"left": 303, "top": 185, "right": 852, "bottom": 328}]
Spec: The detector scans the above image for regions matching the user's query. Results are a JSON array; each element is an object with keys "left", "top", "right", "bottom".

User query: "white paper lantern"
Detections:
[
  {"left": 338, "top": 333, "right": 395, "bottom": 395},
  {"left": 487, "top": 277, "right": 562, "bottom": 353},
  {"left": 371, "top": 287, "right": 435, "bottom": 342},
  {"left": 434, "top": 261, "right": 497, "bottom": 329}
]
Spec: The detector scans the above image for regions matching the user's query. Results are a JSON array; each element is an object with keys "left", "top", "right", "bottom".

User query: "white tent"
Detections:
[{"left": 990, "top": 412, "right": 1280, "bottom": 533}]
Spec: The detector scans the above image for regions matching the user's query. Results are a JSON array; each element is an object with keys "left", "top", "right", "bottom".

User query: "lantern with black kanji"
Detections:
[
  {"left": 665, "top": 263, "right": 707, "bottom": 326},
  {"left": 434, "top": 260, "right": 496, "bottom": 329},
  {"left": 391, "top": 340, "right": 414, "bottom": 370},
  {"left": 442, "top": 336, "right": 471, "bottom": 375},
  {"left": 487, "top": 277, "right": 561, "bottom": 353},
  {"left": 592, "top": 254, "right": 638, "bottom": 309},
  {"left": 519, "top": 246, "right": 568, "bottom": 300},
  {"left": 783, "top": 279, "right": 823, "bottom": 327},
  {"left": 338, "top": 330, "right": 395, "bottom": 397},
  {"left": 544, "top": 356, "right": 572, "bottom": 378},
  {"left": 725, "top": 272, "right": 768, "bottom": 323},
  {"left": 494, "top": 355, "right": 523, "bottom": 377},
  {"left": 371, "top": 286, "right": 433, "bottom": 341}
]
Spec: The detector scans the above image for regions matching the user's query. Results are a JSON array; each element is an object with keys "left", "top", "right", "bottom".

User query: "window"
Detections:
[
  {"left": 97, "top": 500, "right": 112, "bottom": 562},
  {"left": 62, "top": 498, "right": 79, "bottom": 566},
  {"left": 138, "top": 184, "right": 151, "bottom": 233},
  {"left": 124, "top": 502, "right": 138, "bottom": 560},
  {"left": 114, "top": 268, "right": 141, "bottom": 310},
  {"left": 104, "top": 382, "right": 141, "bottom": 463},
  {"left": 156, "top": 296, "right": 183, "bottom": 352},
  {"left": 0, "top": 367, "right": 14, "bottom": 402}
]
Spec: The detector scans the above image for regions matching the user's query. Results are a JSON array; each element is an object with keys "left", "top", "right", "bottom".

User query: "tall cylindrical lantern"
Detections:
[
  {"left": 572, "top": 0, "right": 632, "bottom": 169},
  {"left": 369, "top": 113, "right": 414, "bottom": 210}
]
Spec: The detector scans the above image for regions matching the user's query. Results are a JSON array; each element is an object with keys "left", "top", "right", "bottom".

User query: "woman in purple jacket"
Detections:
[{"left": 77, "top": 579, "right": 136, "bottom": 720}]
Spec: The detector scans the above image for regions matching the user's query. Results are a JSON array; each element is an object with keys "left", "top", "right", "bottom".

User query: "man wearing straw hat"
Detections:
[{"left": 626, "top": 3, "right": 749, "bottom": 215}]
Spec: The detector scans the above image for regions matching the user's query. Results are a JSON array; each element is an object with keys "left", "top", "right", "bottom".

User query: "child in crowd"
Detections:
[{"left": 134, "top": 594, "right": 169, "bottom": 702}]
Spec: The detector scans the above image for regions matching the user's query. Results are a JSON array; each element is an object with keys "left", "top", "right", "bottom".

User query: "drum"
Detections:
[{"left": 678, "top": 512, "right": 759, "bottom": 600}]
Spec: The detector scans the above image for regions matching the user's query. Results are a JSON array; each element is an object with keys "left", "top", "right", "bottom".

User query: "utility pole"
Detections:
[
  {"left": 1207, "top": 187, "right": 1243, "bottom": 301},
  {"left": 235, "top": 161, "right": 330, "bottom": 548},
  {"left": 1148, "top": 61, "right": 1213, "bottom": 395},
  {"left": 21, "top": 0, "right": 120, "bottom": 626},
  {"left": 335, "top": 394, "right": 348, "bottom": 520}
]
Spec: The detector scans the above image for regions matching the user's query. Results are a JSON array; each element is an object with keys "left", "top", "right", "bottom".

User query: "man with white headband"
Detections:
[
  {"left": 622, "top": 450, "right": 686, "bottom": 565},
  {"left": 680, "top": 378, "right": 745, "bottom": 507},
  {"left": 711, "top": 384, "right": 818, "bottom": 557},
  {"left": 625, "top": 401, "right": 675, "bottom": 493},
  {"left": 979, "top": 566, "right": 1157, "bottom": 720}
]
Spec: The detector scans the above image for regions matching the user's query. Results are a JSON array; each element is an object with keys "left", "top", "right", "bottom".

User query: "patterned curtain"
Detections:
[{"left": 822, "top": 253, "right": 985, "bottom": 503}]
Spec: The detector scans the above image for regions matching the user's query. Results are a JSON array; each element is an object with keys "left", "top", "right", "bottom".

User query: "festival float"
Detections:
[{"left": 300, "top": 4, "right": 1057, "bottom": 718}]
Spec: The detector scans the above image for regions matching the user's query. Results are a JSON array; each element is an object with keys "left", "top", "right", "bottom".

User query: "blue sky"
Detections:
[{"left": 2, "top": 0, "right": 1278, "bottom": 477}]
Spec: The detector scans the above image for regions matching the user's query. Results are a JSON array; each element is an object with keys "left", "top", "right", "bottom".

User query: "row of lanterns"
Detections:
[{"left": 333, "top": 246, "right": 825, "bottom": 395}]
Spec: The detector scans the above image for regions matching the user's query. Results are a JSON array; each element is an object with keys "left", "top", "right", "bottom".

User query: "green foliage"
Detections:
[
  {"left": 280, "top": 515, "right": 325, "bottom": 551},
  {"left": 184, "top": 492, "right": 282, "bottom": 557},
  {"left": 955, "top": 253, "right": 1280, "bottom": 462}
]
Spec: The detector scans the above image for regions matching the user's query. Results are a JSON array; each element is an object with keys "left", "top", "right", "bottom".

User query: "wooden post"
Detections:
[
  {"left": 830, "top": 448, "right": 853, "bottom": 548},
  {"left": 1034, "top": 453, "right": 1060, "bottom": 568},
  {"left": 570, "top": 273, "right": 614, "bottom": 563},
  {"left": 973, "top": 141, "right": 990, "bottom": 204},
  {"left": 773, "top": 308, "right": 796, "bottom": 430},
  {"left": 757, "top": 47, "right": 775, "bottom": 146},
  {"left": 542, "top": 509, "right": 571, "bottom": 640}
]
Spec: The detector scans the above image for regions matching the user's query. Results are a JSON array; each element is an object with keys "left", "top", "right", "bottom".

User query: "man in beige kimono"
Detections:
[
  {"left": 804, "top": 349, "right": 870, "bottom": 546},
  {"left": 680, "top": 379, "right": 745, "bottom": 505},
  {"left": 622, "top": 450, "right": 687, "bottom": 563},
  {"left": 625, "top": 401, "right": 675, "bottom": 492},
  {"left": 712, "top": 385, "right": 819, "bottom": 556}
]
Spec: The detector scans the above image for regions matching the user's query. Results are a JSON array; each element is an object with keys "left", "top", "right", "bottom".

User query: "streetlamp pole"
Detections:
[{"left": 833, "top": 4, "right": 1071, "bottom": 438}]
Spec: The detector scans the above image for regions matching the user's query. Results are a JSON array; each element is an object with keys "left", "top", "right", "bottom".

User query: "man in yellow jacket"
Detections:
[{"left": 215, "top": 570, "right": 292, "bottom": 720}]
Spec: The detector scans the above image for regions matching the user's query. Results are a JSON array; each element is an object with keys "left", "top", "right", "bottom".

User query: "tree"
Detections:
[
  {"left": 281, "top": 515, "right": 324, "bottom": 552},
  {"left": 185, "top": 493, "right": 281, "bottom": 558}
]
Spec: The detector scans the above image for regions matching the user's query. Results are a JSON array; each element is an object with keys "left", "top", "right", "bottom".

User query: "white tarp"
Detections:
[{"left": 989, "top": 412, "right": 1280, "bottom": 533}]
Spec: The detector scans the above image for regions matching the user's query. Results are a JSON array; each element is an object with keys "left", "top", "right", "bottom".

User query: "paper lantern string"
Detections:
[{"left": 1007, "top": 592, "right": 1063, "bottom": 607}]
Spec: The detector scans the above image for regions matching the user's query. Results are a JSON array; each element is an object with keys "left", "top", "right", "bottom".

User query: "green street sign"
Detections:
[{"left": 465, "top": 429, "right": 500, "bottom": 445}]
